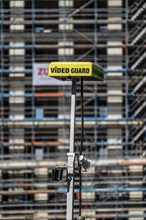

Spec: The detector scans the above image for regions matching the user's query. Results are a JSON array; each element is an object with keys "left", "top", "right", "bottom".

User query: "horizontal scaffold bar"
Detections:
[{"left": 0, "top": 68, "right": 129, "bottom": 74}]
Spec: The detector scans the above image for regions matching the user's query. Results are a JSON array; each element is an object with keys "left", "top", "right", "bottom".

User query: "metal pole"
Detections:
[
  {"left": 66, "top": 78, "right": 76, "bottom": 220},
  {"left": 78, "top": 78, "right": 83, "bottom": 218}
]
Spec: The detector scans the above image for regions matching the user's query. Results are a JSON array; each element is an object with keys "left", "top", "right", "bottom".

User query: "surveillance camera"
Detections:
[{"left": 79, "top": 155, "right": 91, "bottom": 171}]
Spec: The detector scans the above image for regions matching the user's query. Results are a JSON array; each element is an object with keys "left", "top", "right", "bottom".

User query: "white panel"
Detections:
[
  {"left": 9, "top": 107, "right": 24, "bottom": 119},
  {"left": 107, "top": 128, "right": 122, "bottom": 152},
  {"left": 81, "top": 192, "right": 95, "bottom": 199},
  {"left": 108, "top": 0, "right": 122, "bottom": 7},
  {"left": 10, "top": 81, "right": 25, "bottom": 94},
  {"left": 9, "top": 49, "right": 25, "bottom": 56},
  {"left": 59, "top": 18, "right": 73, "bottom": 30},
  {"left": 9, "top": 129, "right": 24, "bottom": 144},
  {"left": 107, "top": 0, "right": 123, "bottom": 123},
  {"left": 58, "top": 41, "right": 74, "bottom": 55},
  {"left": 108, "top": 84, "right": 123, "bottom": 95},
  {"left": 108, "top": 72, "right": 123, "bottom": 76},
  {"left": 107, "top": 129, "right": 122, "bottom": 143},
  {"left": 108, "top": 41, "right": 123, "bottom": 46},
  {"left": 59, "top": 0, "right": 73, "bottom": 7},
  {"left": 10, "top": 0, "right": 24, "bottom": 7},
  {"left": 107, "top": 97, "right": 122, "bottom": 103},
  {"left": 35, "top": 193, "right": 48, "bottom": 201},
  {"left": 108, "top": 23, "right": 122, "bottom": 30},
  {"left": 35, "top": 168, "right": 48, "bottom": 176},
  {"left": 107, "top": 111, "right": 122, "bottom": 119},
  {"left": 9, "top": 98, "right": 25, "bottom": 104},
  {"left": 10, "top": 18, "right": 24, "bottom": 31},
  {"left": 129, "top": 165, "right": 143, "bottom": 172},
  {"left": 129, "top": 191, "right": 143, "bottom": 200},
  {"left": 9, "top": 42, "right": 24, "bottom": 47},
  {"left": 108, "top": 48, "right": 123, "bottom": 55},
  {"left": 34, "top": 211, "right": 48, "bottom": 218}
]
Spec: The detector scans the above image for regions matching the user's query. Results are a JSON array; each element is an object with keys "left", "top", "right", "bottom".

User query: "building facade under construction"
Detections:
[{"left": 0, "top": 0, "right": 146, "bottom": 219}]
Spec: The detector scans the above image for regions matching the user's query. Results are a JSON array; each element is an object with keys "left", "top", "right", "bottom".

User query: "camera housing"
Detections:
[{"left": 79, "top": 155, "right": 91, "bottom": 171}]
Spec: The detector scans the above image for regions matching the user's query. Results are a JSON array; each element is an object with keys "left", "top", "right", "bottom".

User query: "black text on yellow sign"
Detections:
[{"left": 48, "top": 62, "right": 104, "bottom": 81}]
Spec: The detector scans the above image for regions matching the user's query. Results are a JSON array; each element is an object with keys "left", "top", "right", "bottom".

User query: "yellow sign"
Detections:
[{"left": 48, "top": 62, "right": 104, "bottom": 81}]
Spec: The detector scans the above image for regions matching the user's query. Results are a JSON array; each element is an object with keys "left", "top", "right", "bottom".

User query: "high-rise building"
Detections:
[{"left": 0, "top": 0, "right": 146, "bottom": 219}]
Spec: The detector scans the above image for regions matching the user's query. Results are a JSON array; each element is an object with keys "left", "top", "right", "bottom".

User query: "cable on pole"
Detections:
[{"left": 79, "top": 77, "right": 84, "bottom": 217}]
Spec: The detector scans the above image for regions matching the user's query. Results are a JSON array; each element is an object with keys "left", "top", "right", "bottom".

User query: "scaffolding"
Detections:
[{"left": 0, "top": 0, "right": 146, "bottom": 219}]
